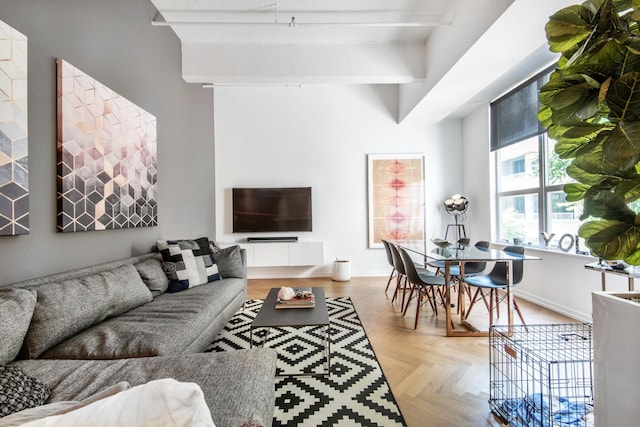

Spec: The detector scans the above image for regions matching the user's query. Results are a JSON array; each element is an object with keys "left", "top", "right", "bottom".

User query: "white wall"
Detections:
[
  {"left": 214, "top": 84, "right": 462, "bottom": 278},
  {"left": 461, "top": 106, "right": 493, "bottom": 242}
]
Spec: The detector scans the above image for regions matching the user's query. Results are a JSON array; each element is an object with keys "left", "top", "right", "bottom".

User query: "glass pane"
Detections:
[
  {"left": 546, "top": 138, "right": 574, "bottom": 186},
  {"left": 498, "top": 194, "right": 539, "bottom": 244},
  {"left": 497, "top": 136, "right": 539, "bottom": 192},
  {"left": 546, "top": 190, "right": 584, "bottom": 249}
]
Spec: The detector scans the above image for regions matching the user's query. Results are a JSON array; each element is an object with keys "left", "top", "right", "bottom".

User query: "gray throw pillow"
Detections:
[
  {"left": 23, "top": 264, "right": 153, "bottom": 359},
  {"left": 0, "top": 289, "right": 37, "bottom": 365},
  {"left": 134, "top": 256, "right": 169, "bottom": 297},
  {"left": 212, "top": 245, "right": 245, "bottom": 279},
  {"left": 0, "top": 365, "right": 50, "bottom": 417}
]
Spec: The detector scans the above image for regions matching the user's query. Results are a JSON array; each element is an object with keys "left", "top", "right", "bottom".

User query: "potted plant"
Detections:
[
  {"left": 331, "top": 258, "right": 351, "bottom": 281},
  {"left": 539, "top": 1, "right": 640, "bottom": 424}
]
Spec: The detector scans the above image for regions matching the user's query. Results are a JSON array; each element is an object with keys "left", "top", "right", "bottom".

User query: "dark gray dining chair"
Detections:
[
  {"left": 398, "top": 246, "right": 448, "bottom": 329},
  {"left": 381, "top": 240, "right": 396, "bottom": 294},
  {"left": 388, "top": 242, "right": 435, "bottom": 310},
  {"left": 463, "top": 245, "right": 526, "bottom": 328}
]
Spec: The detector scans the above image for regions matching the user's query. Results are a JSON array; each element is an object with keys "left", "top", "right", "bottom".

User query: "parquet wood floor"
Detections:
[{"left": 247, "top": 275, "right": 576, "bottom": 427}]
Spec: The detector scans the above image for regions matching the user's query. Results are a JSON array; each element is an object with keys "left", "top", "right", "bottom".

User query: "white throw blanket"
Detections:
[{"left": 18, "top": 379, "right": 215, "bottom": 427}]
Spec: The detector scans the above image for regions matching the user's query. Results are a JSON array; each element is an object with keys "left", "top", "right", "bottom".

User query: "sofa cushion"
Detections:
[
  {"left": 0, "top": 289, "right": 37, "bottom": 365},
  {"left": 157, "top": 237, "right": 221, "bottom": 293},
  {"left": 0, "top": 365, "right": 50, "bottom": 417},
  {"left": 38, "top": 277, "right": 245, "bottom": 359},
  {"left": 212, "top": 245, "right": 245, "bottom": 279},
  {"left": 23, "top": 264, "right": 153, "bottom": 359},
  {"left": 134, "top": 255, "right": 169, "bottom": 297},
  {"left": 12, "top": 350, "right": 277, "bottom": 427}
]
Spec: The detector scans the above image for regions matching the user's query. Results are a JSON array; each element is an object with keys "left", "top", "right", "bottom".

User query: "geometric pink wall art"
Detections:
[
  {"left": 56, "top": 59, "right": 157, "bottom": 232},
  {"left": 367, "top": 154, "right": 425, "bottom": 248},
  {"left": 0, "top": 20, "right": 29, "bottom": 236}
]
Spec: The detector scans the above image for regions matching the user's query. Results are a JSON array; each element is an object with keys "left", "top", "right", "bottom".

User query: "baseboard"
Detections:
[
  {"left": 245, "top": 269, "right": 391, "bottom": 280},
  {"left": 514, "top": 289, "right": 592, "bottom": 323}
]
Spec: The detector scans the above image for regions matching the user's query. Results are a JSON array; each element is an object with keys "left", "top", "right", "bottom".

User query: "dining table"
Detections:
[{"left": 399, "top": 240, "right": 541, "bottom": 337}]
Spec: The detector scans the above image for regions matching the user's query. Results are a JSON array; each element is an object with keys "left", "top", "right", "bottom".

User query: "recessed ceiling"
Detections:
[
  {"left": 151, "top": 0, "right": 452, "bottom": 45},
  {"left": 149, "top": 0, "right": 574, "bottom": 123},
  {"left": 150, "top": 0, "right": 453, "bottom": 87}
]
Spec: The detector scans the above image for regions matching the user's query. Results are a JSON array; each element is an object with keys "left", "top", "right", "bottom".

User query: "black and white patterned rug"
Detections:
[{"left": 205, "top": 297, "right": 407, "bottom": 427}]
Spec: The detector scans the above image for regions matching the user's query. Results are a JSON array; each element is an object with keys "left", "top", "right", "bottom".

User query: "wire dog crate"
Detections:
[{"left": 489, "top": 323, "right": 594, "bottom": 427}]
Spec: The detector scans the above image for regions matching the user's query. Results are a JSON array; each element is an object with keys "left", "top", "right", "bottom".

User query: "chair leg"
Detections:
[
  {"left": 391, "top": 274, "right": 403, "bottom": 303},
  {"left": 513, "top": 298, "right": 527, "bottom": 326},
  {"left": 465, "top": 287, "right": 490, "bottom": 320},
  {"left": 426, "top": 286, "right": 437, "bottom": 313},
  {"left": 414, "top": 290, "right": 422, "bottom": 329},
  {"left": 401, "top": 281, "right": 414, "bottom": 314},
  {"left": 401, "top": 278, "right": 412, "bottom": 309},
  {"left": 384, "top": 268, "right": 396, "bottom": 293},
  {"left": 401, "top": 285, "right": 420, "bottom": 316},
  {"left": 402, "top": 285, "right": 415, "bottom": 316},
  {"left": 494, "top": 290, "right": 500, "bottom": 319}
]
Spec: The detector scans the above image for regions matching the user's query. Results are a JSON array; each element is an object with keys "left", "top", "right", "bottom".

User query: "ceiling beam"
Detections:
[{"left": 181, "top": 42, "right": 425, "bottom": 85}]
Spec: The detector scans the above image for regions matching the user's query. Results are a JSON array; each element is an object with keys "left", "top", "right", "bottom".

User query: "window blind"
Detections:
[{"left": 490, "top": 68, "right": 552, "bottom": 152}]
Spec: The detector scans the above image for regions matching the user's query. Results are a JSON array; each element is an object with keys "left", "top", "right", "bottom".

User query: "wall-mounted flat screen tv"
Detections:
[{"left": 232, "top": 187, "right": 312, "bottom": 233}]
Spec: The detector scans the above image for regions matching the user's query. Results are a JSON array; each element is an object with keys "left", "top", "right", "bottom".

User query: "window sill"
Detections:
[{"left": 491, "top": 242, "right": 597, "bottom": 260}]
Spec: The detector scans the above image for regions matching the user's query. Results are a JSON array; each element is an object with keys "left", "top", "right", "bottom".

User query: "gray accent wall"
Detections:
[{"left": 0, "top": 0, "right": 215, "bottom": 284}]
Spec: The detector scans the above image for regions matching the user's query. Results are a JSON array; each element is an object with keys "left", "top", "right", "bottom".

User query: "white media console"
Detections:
[{"left": 236, "top": 241, "right": 324, "bottom": 267}]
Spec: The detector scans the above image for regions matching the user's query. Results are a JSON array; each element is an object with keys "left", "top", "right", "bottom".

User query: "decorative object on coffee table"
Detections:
[{"left": 275, "top": 287, "right": 315, "bottom": 309}]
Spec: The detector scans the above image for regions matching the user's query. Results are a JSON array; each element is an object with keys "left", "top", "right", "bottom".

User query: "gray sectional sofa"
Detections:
[{"left": 0, "top": 245, "right": 277, "bottom": 427}]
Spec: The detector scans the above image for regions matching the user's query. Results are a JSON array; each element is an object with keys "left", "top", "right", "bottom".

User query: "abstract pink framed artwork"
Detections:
[
  {"left": 367, "top": 154, "right": 425, "bottom": 248},
  {"left": 0, "top": 20, "right": 28, "bottom": 236},
  {"left": 56, "top": 59, "right": 157, "bottom": 232}
]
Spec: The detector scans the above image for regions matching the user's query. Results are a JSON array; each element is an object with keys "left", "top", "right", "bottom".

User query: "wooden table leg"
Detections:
[
  {"left": 445, "top": 262, "right": 453, "bottom": 336},
  {"left": 506, "top": 260, "right": 513, "bottom": 334}
]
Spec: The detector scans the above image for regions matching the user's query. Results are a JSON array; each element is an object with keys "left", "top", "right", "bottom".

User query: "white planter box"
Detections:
[{"left": 592, "top": 291, "right": 640, "bottom": 426}]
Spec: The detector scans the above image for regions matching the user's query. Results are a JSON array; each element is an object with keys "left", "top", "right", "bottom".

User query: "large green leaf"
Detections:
[
  {"left": 583, "top": 190, "right": 636, "bottom": 220},
  {"left": 571, "top": 138, "right": 609, "bottom": 173},
  {"left": 580, "top": 38, "right": 637, "bottom": 76},
  {"left": 548, "top": 82, "right": 594, "bottom": 109},
  {"left": 553, "top": 120, "right": 610, "bottom": 139},
  {"left": 579, "top": 218, "right": 640, "bottom": 258},
  {"left": 615, "top": 176, "right": 640, "bottom": 201},
  {"left": 623, "top": 247, "right": 640, "bottom": 264},
  {"left": 602, "top": 120, "right": 640, "bottom": 169},
  {"left": 606, "top": 72, "right": 640, "bottom": 120},
  {"left": 567, "top": 162, "right": 610, "bottom": 185},
  {"left": 554, "top": 130, "right": 608, "bottom": 159},
  {"left": 545, "top": 5, "right": 594, "bottom": 53},
  {"left": 564, "top": 182, "right": 592, "bottom": 201}
]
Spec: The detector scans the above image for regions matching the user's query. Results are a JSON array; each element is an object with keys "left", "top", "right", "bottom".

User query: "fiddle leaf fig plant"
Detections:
[{"left": 539, "top": 0, "right": 640, "bottom": 264}]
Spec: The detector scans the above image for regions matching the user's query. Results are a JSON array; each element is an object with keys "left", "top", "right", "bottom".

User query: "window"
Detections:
[{"left": 491, "top": 68, "right": 585, "bottom": 251}]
